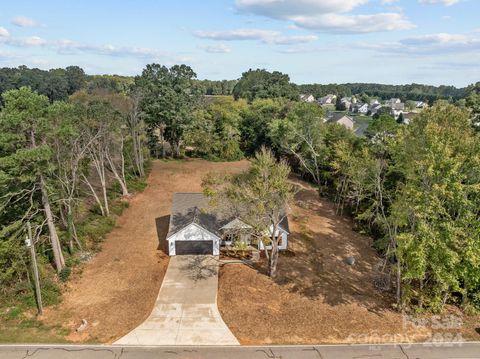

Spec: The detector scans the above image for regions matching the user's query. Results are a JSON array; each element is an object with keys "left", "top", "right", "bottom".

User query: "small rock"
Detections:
[
  {"left": 345, "top": 256, "right": 355, "bottom": 265},
  {"left": 76, "top": 319, "right": 88, "bottom": 332}
]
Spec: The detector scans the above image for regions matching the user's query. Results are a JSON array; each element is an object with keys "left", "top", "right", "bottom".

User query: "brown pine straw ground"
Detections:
[
  {"left": 41, "top": 159, "right": 479, "bottom": 344},
  {"left": 42, "top": 159, "right": 249, "bottom": 343},
  {"left": 217, "top": 175, "right": 480, "bottom": 345}
]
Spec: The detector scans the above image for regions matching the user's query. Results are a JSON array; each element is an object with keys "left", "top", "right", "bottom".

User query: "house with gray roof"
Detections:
[
  {"left": 318, "top": 94, "right": 337, "bottom": 106},
  {"left": 166, "top": 193, "right": 289, "bottom": 255},
  {"left": 299, "top": 94, "right": 315, "bottom": 103},
  {"left": 326, "top": 112, "right": 355, "bottom": 130}
]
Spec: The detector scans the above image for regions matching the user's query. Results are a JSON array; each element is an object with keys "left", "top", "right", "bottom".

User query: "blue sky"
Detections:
[{"left": 0, "top": 0, "right": 479, "bottom": 86}]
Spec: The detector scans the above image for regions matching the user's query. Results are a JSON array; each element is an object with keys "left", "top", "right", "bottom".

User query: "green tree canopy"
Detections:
[{"left": 232, "top": 69, "right": 299, "bottom": 102}]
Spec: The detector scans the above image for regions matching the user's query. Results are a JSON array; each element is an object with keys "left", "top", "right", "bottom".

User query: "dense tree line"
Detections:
[
  {"left": 194, "top": 79, "right": 237, "bottom": 96},
  {"left": 1, "top": 65, "right": 470, "bottom": 104},
  {"left": 0, "top": 66, "right": 86, "bottom": 102},
  {"left": 299, "top": 82, "right": 467, "bottom": 103},
  {"left": 1, "top": 63, "right": 479, "bottom": 315},
  {"left": 0, "top": 66, "right": 133, "bottom": 102},
  {"left": 0, "top": 86, "right": 148, "bottom": 302},
  {"left": 270, "top": 102, "right": 480, "bottom": 311},
  {"left": 133, "top": 64, "right": 480, "bottom": 312}
]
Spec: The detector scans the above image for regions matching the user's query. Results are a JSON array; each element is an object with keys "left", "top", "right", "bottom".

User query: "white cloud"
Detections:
[
  {"left": 276, "top": 46, "right": 318, "bottom": 54},
  {"left": 291, "top": 13, "right": 414, "bottom": 33},
  {"left": 235, "top": 0, "right": 414, "bottom": 33},
  {"left": 236, "top": 0, "right": 368, "bottom": 17},
  {"left": 0, "top": 27, "right": 10, "bottom": 37},
  {"left": 12, "top": 16, "right": 41, "bottom": 28},
  {"left": 0, "top": 34, "right": 190, "bottom": 64},
  {"left": 0, "top": 50, "right": 17, "bottom": 59},
  {"left": 380, "top": 0, "right": 399, "bottom": 4},
  {"left": 193, "top": 28, "right": 318, "bottom": 45},
  {"left": 357, "top": 33, "right": 480, "bottom": 54},
  {"left": 193, "top": 29, "right": 278, "bottom": 41},
  {"left": 198, "top": 44, "right": 232, "bottom": 53},
  {"left": 418, "top": 0, "right": 460, "bottom": 5}
]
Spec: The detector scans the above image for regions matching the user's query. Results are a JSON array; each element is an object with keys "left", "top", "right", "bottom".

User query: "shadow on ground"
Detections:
[
  {"left": 179, "top": 256, "right": 218, "bottom": 282},
  {"left": 155, "top": 215, "right": 170, "bottom": 253},
  {"left": 254, "top": 176, "right": 392, "bottom": 312}
]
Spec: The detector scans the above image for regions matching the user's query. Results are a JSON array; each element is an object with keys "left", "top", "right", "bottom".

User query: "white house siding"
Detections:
[
  {"left": 168, "top": 223, "right": 220, "bottom": 256},
  {"left": 259, "top": 228, "right": 289, "bottom": 251}
]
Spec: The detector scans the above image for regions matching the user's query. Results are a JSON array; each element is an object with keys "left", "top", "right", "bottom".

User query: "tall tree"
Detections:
[
  {"left": 233, "top": 69, "right": 299, "bottom": 102},
  {"left": 136, "top": 64, "right": 199, "bottom": 157},
  {"left": 391, "top": 103, "right": 480, "bottom": 310},
  {"left": 0, "top": 87, "right": 65, "bottom": 272},
  {"left": 203, "top": 147, "right": 295, "bottom": 277},
  {"left": 270, "top": 102, "right": 327, "bottom": 195}
]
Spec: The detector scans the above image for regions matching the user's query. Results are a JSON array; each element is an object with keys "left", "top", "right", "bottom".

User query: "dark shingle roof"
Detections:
[
  {"left": 167, "top": 193, "right": 227, "bottom": 238},
  {"left": 327, "top": 112, "right": 353, "bottom": 123},
  {"left": 167, "top": 192, "right": 289, "bottom": 238}
]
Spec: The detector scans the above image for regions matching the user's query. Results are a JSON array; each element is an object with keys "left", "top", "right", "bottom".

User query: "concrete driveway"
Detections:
[{"left": 115, "top": 255, "right": 239, "bottom": 346}]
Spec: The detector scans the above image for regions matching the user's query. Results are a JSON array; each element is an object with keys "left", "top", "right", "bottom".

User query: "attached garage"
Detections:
[
  {"left": 175, "top": 240, "right": 213, "bottom": 255},
  {"left": 167, "top": 222, "right": 220, "bottom": 256}
]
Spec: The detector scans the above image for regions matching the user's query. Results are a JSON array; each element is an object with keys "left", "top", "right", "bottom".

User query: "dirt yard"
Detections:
[
  {"left": 217, "top": 175, "right": 480, "bottom": 344},
  {"left": 41, "top": 159, "right": 479, "bottom": 344},
  {"left": 42, "top": 159, "right": 249, "bottom": 343}
]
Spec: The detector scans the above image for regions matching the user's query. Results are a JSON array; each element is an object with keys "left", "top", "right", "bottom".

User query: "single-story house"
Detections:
[
  {"left": 318, "top": 94, "right": 337, "bottom": 106},
  {"left": 299, "top": 94, "right": 315, "bottom": 103},
  {"left": 326, "top": 113, "right": 355, "bottom": 130},
  {"left": 166, "top": 193, "right": 289, "bottom": 256},
  {"left": 400, "top": 112, "right": 418, "bottom": 125},
  {"left": 369, "top": 103, "right": 383, "bottom": 116},
  {"left": 353, "top": 103, "right": 369, "bottom": 114},
  {"left": 415, "top": 101, "right": 428, "bottom": 109}
]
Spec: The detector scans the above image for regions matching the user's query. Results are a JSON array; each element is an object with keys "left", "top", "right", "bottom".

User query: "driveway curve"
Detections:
[{"left": 115, "top": 255, "right": 239, "bottom": 346}]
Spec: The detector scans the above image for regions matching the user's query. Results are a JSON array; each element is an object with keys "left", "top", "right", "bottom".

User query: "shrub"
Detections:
[{"left": 58, "top": 267, "right": 71, "bottom": 282}]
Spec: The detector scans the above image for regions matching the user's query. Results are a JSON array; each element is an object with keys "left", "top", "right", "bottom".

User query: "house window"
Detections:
[
  {"left": 223, "top": 233, "right": 235, "bottom": 244},
  {"left": 277, "top": 235, "right": 283, "bottom": 247}
]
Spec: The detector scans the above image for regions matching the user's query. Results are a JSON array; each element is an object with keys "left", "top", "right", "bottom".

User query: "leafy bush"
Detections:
[
  {"left": 58, "top": 267, "right": 71, "bottom": 282},
  {"left": 77, "top": 215, "right": 116, "bottom": 245}
]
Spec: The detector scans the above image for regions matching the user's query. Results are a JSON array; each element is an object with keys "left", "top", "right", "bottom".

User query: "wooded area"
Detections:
[{"left": 1, "top": 64, "right": 479, "bottom": 317}]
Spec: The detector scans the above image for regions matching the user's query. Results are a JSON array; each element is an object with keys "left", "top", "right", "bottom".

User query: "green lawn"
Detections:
[{"left": 0, "top": 307, "right": 69, "bottom": 343}]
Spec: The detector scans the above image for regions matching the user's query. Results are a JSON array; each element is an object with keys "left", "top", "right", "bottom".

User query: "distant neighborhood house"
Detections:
[
  {"left": 299, "top": 93, "right": 427, "bottom": 133},
  {"left": 166, "top": 193, "right": 289, "bottom": 256},
  {"left": 299, "top": 94, "right": 315, "bottom": 103},
  {"left": 318, "top": 94, "right": 337, "bottom": 106},
  {"left": 326, "top": 113, "right": 355, "bottom": 130},
  {"left": 352, "top": 102, "right": 369, "bottom": 114}
]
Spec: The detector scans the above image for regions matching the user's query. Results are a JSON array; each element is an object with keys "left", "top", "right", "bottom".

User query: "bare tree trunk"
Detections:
[
  {"left": 30, "top": 130, "right": 65, "bottom": 273},
  {"left": 156, "top": 124, "right": 167, "bottom": 159},
  {"left": 101, "top": 175, "right": 110, "bottom": 217},
  {"left": 132, "top": 126, "right": 145, "bottom": 177},
  {"left": 40, "top": 174, "right": 65, "bottom": 272},
  {"left": 106, "top": 147, "right": 129, "bottom": 197},
  {"left": 81, "top": 173, "right": 105, "bottom": 216},
  {"left": 268, "top": 224, "right": 280, "bottom": 278},
  {"left": 66, "top": 202, "right": 82, "bottom": 250},
  {"left": 138, "top": 138, "right": 145, "bottom": 176},
  {"left": 174, "top": 141, "right": 181, "bottom": 158},
  {"left": 129, "top": 91, "right": 145, "bottom": 176},
  {"left": 396, "top": 258, "right": 402, "bottom": 308},
  {"left": 90, "top": 149, "right": 110, "bottom": 216},
  {"left": 120, "top": 138, "right": 129, "bottom": 192}
]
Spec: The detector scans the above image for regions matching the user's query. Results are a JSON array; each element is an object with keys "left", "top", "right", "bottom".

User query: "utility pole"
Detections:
[{"left": 26, "top": 221, "right": 43, "bottom": 315}]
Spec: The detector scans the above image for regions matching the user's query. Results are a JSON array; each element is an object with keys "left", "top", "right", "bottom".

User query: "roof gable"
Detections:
[{"left": 167, "top": 192, "right": 290, "bottom": 239}]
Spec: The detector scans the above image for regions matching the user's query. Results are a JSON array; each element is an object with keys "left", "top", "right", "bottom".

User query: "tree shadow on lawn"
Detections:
[
  {"left": 264, "top": 179, "right": 394, "bottom": 313},
  {"left": 155, "top": 215, "right": 170, "bottom": 254},
  {"left": 180, "top": 256, "right": 218, "bottom": 282}
]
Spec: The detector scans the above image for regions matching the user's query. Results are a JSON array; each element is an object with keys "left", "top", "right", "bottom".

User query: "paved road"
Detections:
[
  {"left": 1, "top": 343, "right": 480, "bottom": 359},
  {"left": 115, "top": 255, "right": 239, "bottom": 346}
]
